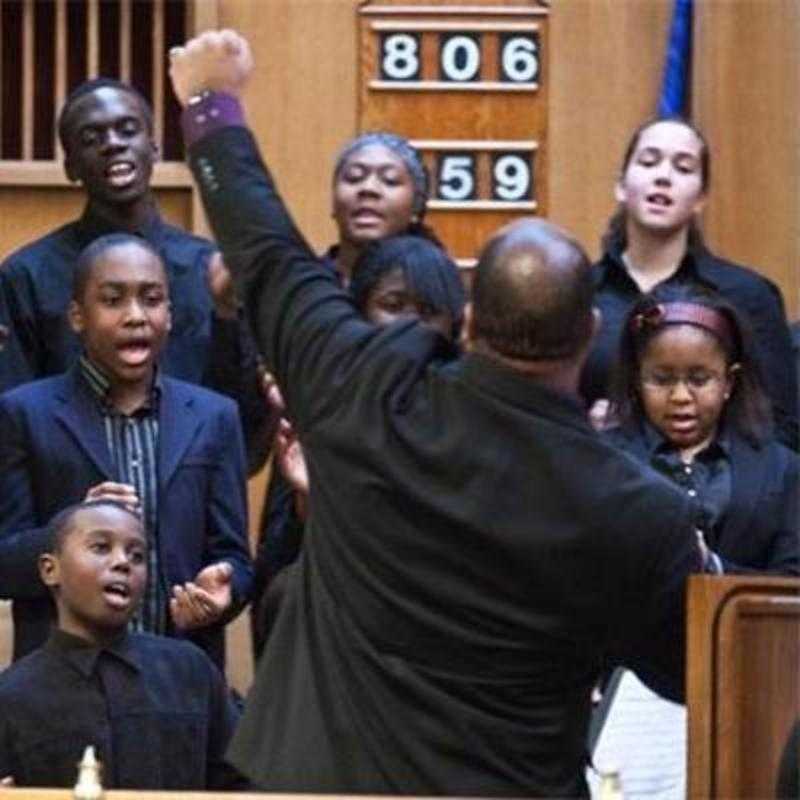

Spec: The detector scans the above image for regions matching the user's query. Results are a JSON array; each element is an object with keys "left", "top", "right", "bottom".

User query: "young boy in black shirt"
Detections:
[{"left": 0, "top": 500, "right": 243, "bottom": 789}]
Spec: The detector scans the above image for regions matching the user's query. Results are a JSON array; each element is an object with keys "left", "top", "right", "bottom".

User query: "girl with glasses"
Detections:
[
  {"left": 588, "top": 284, "right": 798, "bottom": 799},
  {"left": 606, "top": 283, "right": 797, "bottom": 575}
]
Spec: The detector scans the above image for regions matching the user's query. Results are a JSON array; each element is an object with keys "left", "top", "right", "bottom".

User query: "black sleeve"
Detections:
[
  {"left": 202, "top": 308, "right": 271, "bottom": 473},
  {"left": 0, "top": 259, "right": 44, "bottom": 392}
]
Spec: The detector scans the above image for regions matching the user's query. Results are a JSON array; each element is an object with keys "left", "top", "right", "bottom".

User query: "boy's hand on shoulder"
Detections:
[
  {"left": 84, "top": 482, "right": 140, "bottom": 514},
  {"left": 169, "top": 561, "right": 233, "bottom": 630}
]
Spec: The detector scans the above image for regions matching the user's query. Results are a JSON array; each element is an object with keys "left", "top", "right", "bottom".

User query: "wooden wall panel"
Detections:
[
  {"left": 693, "top": 0, "right": 799, "bottom": 320},
  {"left": 216, "top": 0, "right": 359, "bottom": 254},
  {"left": 356, "top": 2, "right": 548, "bottom": 263},
  {"left": 0, "top": 187, "right": 193, "bottom": 257},
  {"left": 548, "top": 0, "right": 672, "bottom": 260}
]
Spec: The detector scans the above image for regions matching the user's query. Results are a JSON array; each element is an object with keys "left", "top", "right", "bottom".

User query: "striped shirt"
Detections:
[{"left": 80, "top": 356, "right": 166, "bottom": 634}]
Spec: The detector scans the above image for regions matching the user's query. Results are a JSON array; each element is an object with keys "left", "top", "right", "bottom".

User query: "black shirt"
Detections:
[
  {"left": 645, "top": 424, "right": 732, "bottom": 542},
  {"left": 582, "top": 243, "right": 798, "bottom": 449},
  {"left": 0, "top": 629, "right": 242, "bottom": 789}
]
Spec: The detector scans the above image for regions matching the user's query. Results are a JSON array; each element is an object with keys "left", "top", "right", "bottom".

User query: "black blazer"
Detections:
[{"left": 606, "top": 425, "right": 799, "bottom": 576}]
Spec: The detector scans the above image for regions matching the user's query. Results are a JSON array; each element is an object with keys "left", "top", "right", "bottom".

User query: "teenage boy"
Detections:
[
  {"left": 0, "top": 500, "right": 244, "bottom": 789},
  {"left": 0, "top": 233, "right": 252, "bottom": 668},
  {"left": 0, "top": 78, "right": 265, "bottom": 464}
]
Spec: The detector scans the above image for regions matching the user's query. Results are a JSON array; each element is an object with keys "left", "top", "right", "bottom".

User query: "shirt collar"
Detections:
[
  {"left": 76, "top": 206, "right": 166, "bottom": 251},
  {"left": 460, "top": 352, "right": 589, "bottom": 428},
  {"left": 79, "top": 355, "right": 162, "bottom": 412},
  {"left": 643, "top": 419, "right": 730, "bottom": 460},
  {"left": 46, "top": 628, "right": 140, "bottom": 678},
  {"left": 597, "top": 239, "right": 718, "bottom": 291}
]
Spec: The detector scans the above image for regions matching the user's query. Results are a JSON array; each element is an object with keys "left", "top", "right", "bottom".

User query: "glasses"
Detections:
[{"left": 640, "top": 370, "right": 725, "bottom": 392}]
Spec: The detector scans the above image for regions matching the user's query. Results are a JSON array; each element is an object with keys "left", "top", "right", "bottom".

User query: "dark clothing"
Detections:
[
  {"left": 0, "top": 364, "right": 253, "bottom": 667},
  {"left": 776, "top": 718, "right": 800, "bottom": 800},
  {"left": 80, "top": 356, "right": 166, "bottom": 633},
  {"left": 188, "top": 122, "right": 702, "bottom": 798},
  {"left": 251, "top": 470, "right": 304, "bottom": 659},
  {"left": 606, "top": 424, "right": 800, "bottom": 575},
  {"left": 582, "top": 245, "right": 799, "bottom": 449},
  {"left": 251, "top": 247, "right": 338, "bottom": 659},
  {"left": 0, "top": 207, "right": 266, "bottom": 462},
  {"left": 640, "top": 422, "right": 731, "bottom": 535},
  {"left": 0, "top": 629, "right": 242, "bottom": 789}
]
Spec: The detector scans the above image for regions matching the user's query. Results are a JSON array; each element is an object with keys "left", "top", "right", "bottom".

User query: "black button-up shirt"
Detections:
[
  {"left": 643, "top": 423, "right": 732, "bottom": 546},
  {"left": 0, "top": 629, "right": 242, "bottom": 789}
]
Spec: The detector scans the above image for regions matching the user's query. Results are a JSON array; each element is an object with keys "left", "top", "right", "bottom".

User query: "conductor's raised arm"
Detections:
[{"left": 169, "top": 29, "right": 252, "bottom": 106}]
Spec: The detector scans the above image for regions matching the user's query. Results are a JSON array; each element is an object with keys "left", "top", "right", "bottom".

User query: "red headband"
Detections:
[{"left": 631, "top": 301, "right": 736, "bottom": 354}]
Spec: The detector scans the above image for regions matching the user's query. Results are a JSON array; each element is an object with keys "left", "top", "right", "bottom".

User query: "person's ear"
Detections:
[
  {"left": 575, "top": 307, "right": 602, "bottom": 368},
  {"left": 691, "top": 190, "right": 708, "bottom": 218},
  {"left": 591, "top": 306, "right": 603, "bottom": 342},
  {"left": 149, "top": 136, "right": 160, "bottom": 164},
  {"left": 166, "top": 301, "right": 173, "bottom": 333},
  {"left": 68, "top": 299, "right": 85, "bottom": 335},
  {"left": 613, "top": 178, "right": 628, "bottom": 205},
  {"left": 460, "top": 301, "right": 475, "bottom": 349},
  {"left": 724, "top": 362, "right": 740, "bottom": 401},
  {"left": 64, "top": 152, "right": 79, "bottom": 184},
  {"left": 39, "top": 552, "right": 60, "bottom": 589}
]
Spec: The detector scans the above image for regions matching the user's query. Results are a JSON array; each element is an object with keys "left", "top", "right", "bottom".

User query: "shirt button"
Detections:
[
  {"left": 687, "top": 489, "right": 697, "bottom": 497},
  {"left": 684, "top": 465, "right": 692, "bottom": 474}
]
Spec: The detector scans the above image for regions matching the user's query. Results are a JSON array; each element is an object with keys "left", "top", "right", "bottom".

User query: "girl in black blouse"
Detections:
[{"left": 606, "top": 283, "right": 797, "bottom": 575}]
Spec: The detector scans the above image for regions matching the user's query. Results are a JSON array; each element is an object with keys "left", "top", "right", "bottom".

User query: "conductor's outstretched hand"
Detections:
[{"left": 168, "top": 29, "right": 253, "bottom": 107}]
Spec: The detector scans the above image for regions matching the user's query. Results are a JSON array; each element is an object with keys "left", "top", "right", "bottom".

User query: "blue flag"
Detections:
[{"left": 658, "top": 0, "right": 693, "bottom": 116}]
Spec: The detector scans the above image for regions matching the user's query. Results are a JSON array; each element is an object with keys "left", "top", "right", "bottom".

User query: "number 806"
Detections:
[{"left": 380, "top": 32, "right": 539, "bottom": 84}]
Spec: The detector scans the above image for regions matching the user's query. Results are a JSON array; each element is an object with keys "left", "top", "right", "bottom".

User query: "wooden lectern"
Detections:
[{"left": 687, "top": 575, "right": 800, "bottom": 799}]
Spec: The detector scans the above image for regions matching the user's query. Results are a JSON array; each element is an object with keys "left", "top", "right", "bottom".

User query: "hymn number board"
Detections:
[
  {"left": 359, "top": 2, "right": 550, "bottom": 267},
  {"left": 376, "top": 27, "right": 540, "bottom": 89}
]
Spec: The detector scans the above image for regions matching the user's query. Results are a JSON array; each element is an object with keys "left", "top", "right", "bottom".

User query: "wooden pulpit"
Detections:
[{"left": 687, "top": 575, "right": 800, "bottom": 798}]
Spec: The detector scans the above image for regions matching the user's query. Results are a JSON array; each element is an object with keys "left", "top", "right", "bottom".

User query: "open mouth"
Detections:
[
  {"left": 103, "top": 581, "right": 132, "bottom": 609},
  {"left": 352, "top": 207, "right": 384, "bottom": 223},
  {"left": 645, "top": 192, "right": 673, "bottom": 208},
  {"left": 106, "top": 161, "right": 137, "bottom": 189},
  {"left": 666, "top": 414, "right": 697, "bottom": 433},
  {"left": 116, "top": 338, "right": 152, "bottom": 366},
  {"left": 117, "top": 337, "right": 152, "bottom": 361}
]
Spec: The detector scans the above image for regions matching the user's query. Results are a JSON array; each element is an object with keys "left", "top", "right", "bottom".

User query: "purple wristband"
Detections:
[{"left": 181, "top": 91, "right": 245, "bottom": 148}]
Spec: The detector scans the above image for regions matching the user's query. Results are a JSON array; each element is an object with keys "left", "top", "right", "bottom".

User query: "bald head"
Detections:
[{"left": 472, "top": 219, "right": 594, "bottom": 362}]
